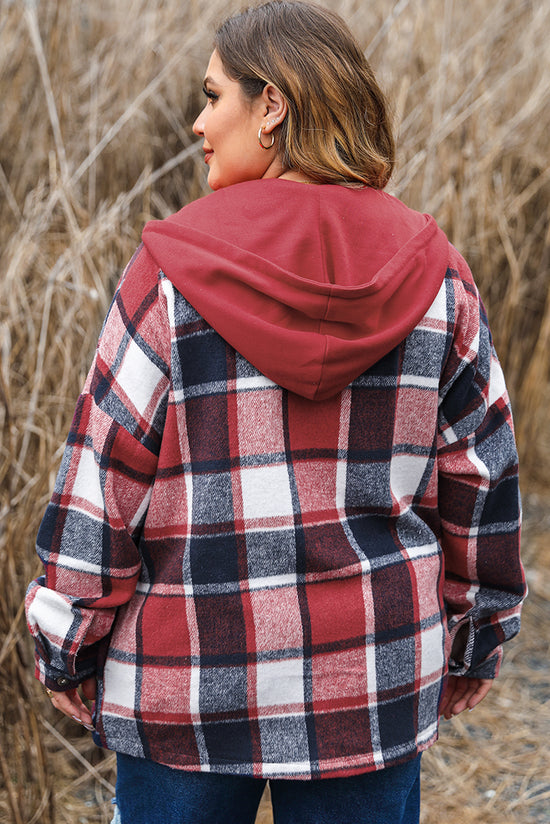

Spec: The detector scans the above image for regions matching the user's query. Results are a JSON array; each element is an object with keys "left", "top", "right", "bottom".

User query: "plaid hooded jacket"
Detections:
[{"left": 26, "top": 180, "right": 525, "bottom": 779}]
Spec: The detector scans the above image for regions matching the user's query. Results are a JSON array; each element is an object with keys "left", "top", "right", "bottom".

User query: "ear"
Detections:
[{"left": 260, "top": 84, "right": 288, "bottom": 134}]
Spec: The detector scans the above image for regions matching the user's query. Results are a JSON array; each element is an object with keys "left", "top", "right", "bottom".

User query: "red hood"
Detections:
[{"left": 142, "top": 179, "right": 449, "bottom": 401}]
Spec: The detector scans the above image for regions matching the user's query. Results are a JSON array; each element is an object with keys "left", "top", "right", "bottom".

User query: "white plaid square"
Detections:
[
  {"left": 421, "top": 623, "right": 445, "bottom": 678},
  {"left": 256, "top": 658, "right": 304, "bottom": 708},
  {"left": 72, "top": 447, "right": 104, "bottom": 511},
  {"left": 240, "top": 465, "right": 294, "bottom": 520},
  {"left": 103, "top": 659, "right": 137, "bottom": 711},
  {"left": 117, "top": 338, "right": 165, "bottom": 416},
  {"left": 390, "top": 454, "right": 428, "bottom": 501}
]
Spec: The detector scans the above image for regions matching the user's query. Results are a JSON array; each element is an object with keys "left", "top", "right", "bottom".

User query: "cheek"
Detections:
[
  {"left": 205, "top": 110, "right": 271, "bottom": 188},
  {"left": 214, "top": 135, "right": 261, "bottom": 179}
]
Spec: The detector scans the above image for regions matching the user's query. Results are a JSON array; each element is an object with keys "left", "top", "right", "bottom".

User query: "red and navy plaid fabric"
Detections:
[{"left": 26, "top": 243, "right": 524, "bottom": 779}]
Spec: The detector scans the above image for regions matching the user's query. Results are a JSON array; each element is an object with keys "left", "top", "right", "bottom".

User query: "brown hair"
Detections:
[{"left": 214, "top": 0, "right": 395, "bottom": 188}]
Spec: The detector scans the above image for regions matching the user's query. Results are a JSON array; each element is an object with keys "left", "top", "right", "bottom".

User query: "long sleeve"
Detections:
[
  {"left": 25, "top": 248, "right": 170, "bottom": 690},
  {"left": 437, "top": 260, "right": 525, "bottom": 679}
]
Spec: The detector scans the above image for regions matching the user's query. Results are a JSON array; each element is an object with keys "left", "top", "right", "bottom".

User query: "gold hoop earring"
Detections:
[{"left": 258, "top": 126, "right": 275, "bottom": 149}]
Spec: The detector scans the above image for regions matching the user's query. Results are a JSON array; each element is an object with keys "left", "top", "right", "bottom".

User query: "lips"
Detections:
[{"left": 203, "top": 148, "right": 213, "bottom": 164}]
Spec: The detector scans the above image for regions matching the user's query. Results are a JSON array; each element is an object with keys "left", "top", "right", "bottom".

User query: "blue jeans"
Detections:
[{"left": 112, "top": 752, "right": 421, "bottom": 824}]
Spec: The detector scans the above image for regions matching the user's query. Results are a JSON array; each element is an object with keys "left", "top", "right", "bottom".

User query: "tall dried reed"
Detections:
[{"left": 1, "top": 0, "right": 548, "bottom": 822}]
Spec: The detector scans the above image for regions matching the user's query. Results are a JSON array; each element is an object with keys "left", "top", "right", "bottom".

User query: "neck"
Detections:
[{"left": 277, "top": 170, "right": 318, "bottom": 185}]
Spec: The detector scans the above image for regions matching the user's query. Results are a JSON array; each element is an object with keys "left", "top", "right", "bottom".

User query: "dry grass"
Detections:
[{"left": 0, "top": 0, "right": 548, "bottom": 822}]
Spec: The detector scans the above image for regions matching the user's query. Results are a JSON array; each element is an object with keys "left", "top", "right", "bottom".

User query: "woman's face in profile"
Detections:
[{"left": 193, "top": 50, "right": 280, "bottom": 190}]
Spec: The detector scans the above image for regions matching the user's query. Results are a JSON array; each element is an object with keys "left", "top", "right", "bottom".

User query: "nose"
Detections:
[{"left": 193, "top": 107, "right": 206, "bottom": 137}]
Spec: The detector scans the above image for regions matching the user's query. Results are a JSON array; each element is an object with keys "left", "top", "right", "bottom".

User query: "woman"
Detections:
[{"left": 26, "top": 2, "right": 525, "bottom": 822}]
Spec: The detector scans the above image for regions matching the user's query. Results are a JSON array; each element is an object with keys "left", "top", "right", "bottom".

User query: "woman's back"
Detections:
[{"left": 47, "top": 179, "right": 520, "bottom": 776}]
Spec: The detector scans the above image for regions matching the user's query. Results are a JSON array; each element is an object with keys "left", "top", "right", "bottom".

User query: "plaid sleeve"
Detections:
[
  {"left": 25, "top": 248, "right": 170, "bottom": 690},
  {"left": 437, "top": 263, "right": 525, "bottom": 679}
]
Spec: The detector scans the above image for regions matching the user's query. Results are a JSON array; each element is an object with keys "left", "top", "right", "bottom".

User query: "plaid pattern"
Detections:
[{"left": 26, "top": 243, "right": 524, "bottom": 779}]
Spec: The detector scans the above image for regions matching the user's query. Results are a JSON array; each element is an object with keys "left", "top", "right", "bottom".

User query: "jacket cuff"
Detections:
[
  {"left": 35, "top": 652, "right": 95, "bottom": 692},
  {"left": 462, "top": 648, "right": 502, "bottom": 679},
  {"left": 448, "top": 644, "right": 502, "bottom": 679}
]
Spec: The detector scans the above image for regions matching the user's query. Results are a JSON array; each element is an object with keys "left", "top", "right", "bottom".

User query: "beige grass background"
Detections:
[{"left": 1, "top": 0, "right": 549, "bottom": 821}]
